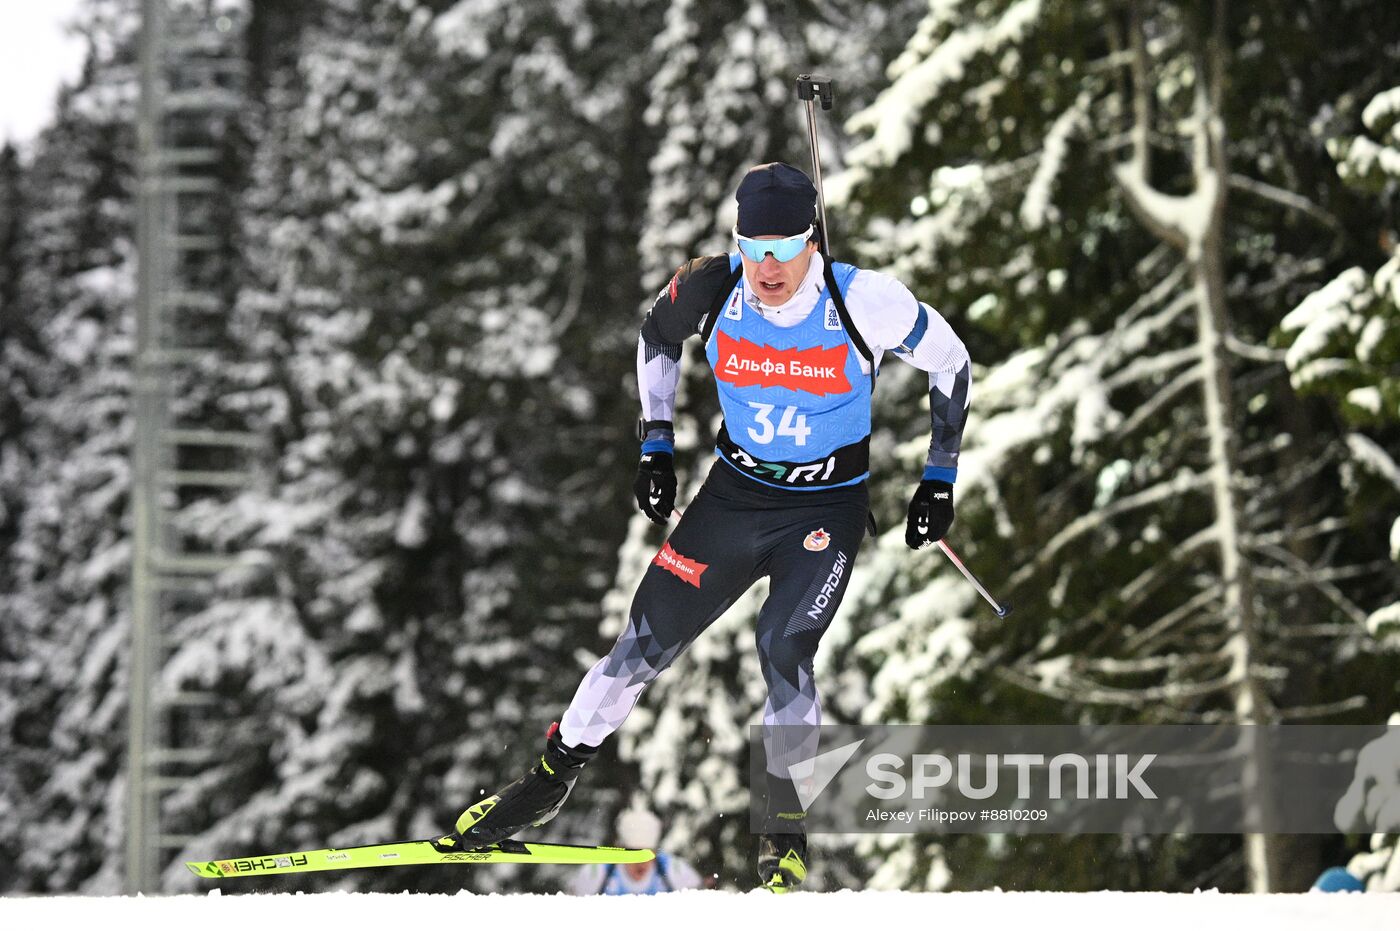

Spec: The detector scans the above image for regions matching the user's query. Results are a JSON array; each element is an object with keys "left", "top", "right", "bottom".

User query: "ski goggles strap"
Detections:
[{"left": 733, "top": 224, "right": 815, "bottom": 264}]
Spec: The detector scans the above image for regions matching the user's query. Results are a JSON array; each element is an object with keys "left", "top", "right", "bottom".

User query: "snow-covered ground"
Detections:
[{"left": 3, "top": 890, "right": 1397, "bottom": 930}]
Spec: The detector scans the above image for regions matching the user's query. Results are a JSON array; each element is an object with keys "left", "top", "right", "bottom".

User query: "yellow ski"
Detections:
[{"left": 186, "top": 837, "right": 653, "bottom": 879}]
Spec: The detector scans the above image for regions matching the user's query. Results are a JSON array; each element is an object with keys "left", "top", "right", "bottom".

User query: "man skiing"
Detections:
[{"left": 437, "top": 162, "right": 972, "bottom": 892}]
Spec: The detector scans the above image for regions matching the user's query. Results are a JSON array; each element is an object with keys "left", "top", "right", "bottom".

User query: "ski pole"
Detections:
[
  {"left": 935, "top": 539, "right": 1013, "bottom": 618},
  {"left": 795, "top": 74, "right": 1009, "bottom": 620},
  {"left": 795, "top": 74, "right": 835, "bottom": 255}
]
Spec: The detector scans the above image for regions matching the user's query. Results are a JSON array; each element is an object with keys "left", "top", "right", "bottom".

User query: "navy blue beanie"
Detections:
[{"left": 735, "top": 162, "right": 817, "bottom": 237}]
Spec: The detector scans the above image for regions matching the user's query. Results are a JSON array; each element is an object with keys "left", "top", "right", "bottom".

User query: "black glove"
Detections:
[
  {"left": 633, "top": 451, "right": 677, "bottom": 524},
  {"left": 905, "top": 479, "right": 954, "bottom": 549}
]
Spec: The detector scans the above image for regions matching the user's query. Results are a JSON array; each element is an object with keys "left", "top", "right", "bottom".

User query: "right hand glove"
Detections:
[
  {"left": 904, "top": 479, "right": 955, "bottom": 549},
  {"left": 633, "top": 452, "right": 676, "bottom": 524}
]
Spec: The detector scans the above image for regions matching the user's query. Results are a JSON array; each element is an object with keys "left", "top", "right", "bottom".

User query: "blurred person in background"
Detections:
[{"left": 567, "top": 805, "right": 704, "bottom": 895}]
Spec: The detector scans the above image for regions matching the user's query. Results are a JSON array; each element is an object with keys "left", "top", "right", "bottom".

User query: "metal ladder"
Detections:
[{"left": 128, "top": 0, "right": 254, "bottom": 894}]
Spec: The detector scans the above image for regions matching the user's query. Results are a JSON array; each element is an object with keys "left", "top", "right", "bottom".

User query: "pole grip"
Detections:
[{"left": 795, "top": 74, "right": 835, "bottom": 110}]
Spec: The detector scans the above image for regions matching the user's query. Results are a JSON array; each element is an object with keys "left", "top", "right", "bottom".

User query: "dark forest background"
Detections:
[{"left": 1, "top": 0, "right": 1398, "bottom": 894}]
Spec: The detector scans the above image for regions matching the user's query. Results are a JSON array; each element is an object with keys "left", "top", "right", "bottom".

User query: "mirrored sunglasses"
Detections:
[{"left": 733, "top": 224, "right": 815, "bottom": 263}]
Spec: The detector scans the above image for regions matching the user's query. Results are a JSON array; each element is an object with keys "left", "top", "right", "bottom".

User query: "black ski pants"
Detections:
[{"left": 558, "top": 459, "right": 868, "bottom": 822}]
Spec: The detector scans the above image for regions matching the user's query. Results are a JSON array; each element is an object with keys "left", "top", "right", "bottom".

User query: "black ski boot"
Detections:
[
  {"left": 758, "top": 831, "right": 808, "bottom": 893},
  {"left": 757, "top": 765, "right": 810, "bottom": 891},
  {"left": 434, "top": 721, "right": 599, "bottom": 852}
]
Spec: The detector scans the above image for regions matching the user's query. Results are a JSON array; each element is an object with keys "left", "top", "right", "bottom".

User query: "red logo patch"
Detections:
[
  {"left": 653, "top": 541, "right": 708, "bottom": 587},
  {"left": 715, "top": 331, "right": 850, "bottom": 396},
  {"left": 668, "top": 273, "right": 680, "bottom": 304}
]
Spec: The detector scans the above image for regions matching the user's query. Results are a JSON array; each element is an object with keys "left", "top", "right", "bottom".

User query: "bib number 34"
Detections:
[{"left": 746, "top": 402, "right": 811, "bottom": 447}]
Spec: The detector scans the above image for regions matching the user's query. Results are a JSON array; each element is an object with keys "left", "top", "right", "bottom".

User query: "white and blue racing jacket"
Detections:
[{"left": 638, "top": 251, "right": 971, "bottom": 491}]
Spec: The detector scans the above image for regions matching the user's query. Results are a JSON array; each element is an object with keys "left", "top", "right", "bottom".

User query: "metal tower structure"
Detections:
[{"left": 129, "top": 0, "right": 253, "bottom": 894}]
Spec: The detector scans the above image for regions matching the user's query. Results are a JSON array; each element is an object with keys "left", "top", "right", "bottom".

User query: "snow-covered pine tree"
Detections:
[
  {"left": 0, "top": 0, "right": 144, "bottom": 892},
  {"left": 1280, "top": 81, "right": 1400, "bottom": 650},
  {"left": 0, "top": 139, "right": 32, "bottom": 886},
  {"left": 828, "top": 0, "right": 1400, "bottom": 893},
  {"left": 1280, "top": 82, "right": 1400, "bottom": 893},
  {"left": 153, "top": 0, "right": 667, "bottom": 893}
]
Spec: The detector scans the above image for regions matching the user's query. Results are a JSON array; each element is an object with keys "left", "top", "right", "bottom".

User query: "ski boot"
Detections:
[
  {"left": 434, "top": 721, "right": 599, "bottom": 852},
  {"left": 758, "top": 831, "right": 808, "bottom": 893},
  {"left": 757, "top": 764, "right": 810, "bottom": 892}
]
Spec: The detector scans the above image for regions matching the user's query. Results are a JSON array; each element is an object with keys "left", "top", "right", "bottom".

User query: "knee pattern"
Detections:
[
  {"left": 600, "top": 611, "right": 686, "bottom": 685},
  {"left": 756, "top": 627, "right": 819, "bottom": 685}
]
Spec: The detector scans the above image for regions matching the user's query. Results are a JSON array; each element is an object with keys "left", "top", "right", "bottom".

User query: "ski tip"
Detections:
[{"left": 186, "top": 860, "right": 228, "bottom": 879}]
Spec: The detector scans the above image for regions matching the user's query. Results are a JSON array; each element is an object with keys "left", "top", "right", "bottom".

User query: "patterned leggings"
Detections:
[{"left": 559, "top": 459, "right": 868, "bottom": 823}]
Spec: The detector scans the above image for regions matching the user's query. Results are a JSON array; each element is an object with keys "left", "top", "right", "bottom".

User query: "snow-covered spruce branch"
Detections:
[
  {"left": 1246, "top": 540, "right": 1374, "bottom": 627},
  {"left": 1254, "top": 560, "right": 1395, "bottom": 587},
  {"left": 1274, "top": 624, "right": 1375, "bottom": 640},
  {"left": 1276, "top": 696, "right": 1370, "bottom": 720},
  {"left": 1243, "top": 256, "right": 1330, "bottom": 303},
  {"left": 1243, "top": 442, "right": 1338, "bottom": 492},
  {"left": 1119, "top": 524, "right": 1222, "bottom": 607},
  {"left": 1223, "top": 334, "right": 1287, "bottom": 363},
  {"left": 1034, "top": 292, "right": 1198, "bottom": 445},
  {"left": 1100, "top": 285, "right": 1196, "bottom": 365},
  {"left": 546, "top": 226, "right": 587, "bottom": 341},
  {"left": 1129, "top": 244, "right": 1178, "bottom": 289},
  {"left": 1237, "top": 500, "right": 1333, "bottom": 550},
  {"left": 1094, "top": 128, "right": 1204, "bottom": 163},
  {"left": 1012, "top": 533, "right": 1218, "bottom": 669},
  {"left": 1238, "top": 445, "right": 1341, "bottom": 520},
  {"left": 1234, "top": 433, "right": 1298, "bottom": 466},
  {"left": 1021, "top": 90, "right": 1093, "bottom": 231},
  {"left": 1227, "top": 172, "right": 1345, "bottom": 235},
  {"left": 1005, "top": 468, "right": 1214, "bottom": 590},
  {"left": 1082, "top": 47, "right": 1136, "bottom": 76},
  {"left": 1068, "top": 651, "right": 1226, "bottom": 676},
  {"left": 843, "top": 0, "right": 1045, "bottom": 172},
  {"left": 540, "top": 601, "right": 610, "bottom": 621},
  {"left": 996, "top": 663, "right": 1241, "bottom": 709},
  {"left": 1102, "top": 344, "right": 1200, "bottom": 392},
  {"left": 1348, "top": 433, "right": 1400, "bottom": 493},
  {"left": 1123, "top": 583, "right": 1224, "bottom": 654},
  {"left": 1109, "top": 361, "right": 1206, "bottom": 440},
  {"left": 1013, "top": 546, "right": 1220, "bottom": 674},
  {"left": 1246, "top": 515, "right": 1353, "bottom": 549}
]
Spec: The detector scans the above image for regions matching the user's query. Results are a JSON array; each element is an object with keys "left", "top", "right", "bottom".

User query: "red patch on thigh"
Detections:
[{"left": 653, "top": 541, "right": 708, "bottom": 588}]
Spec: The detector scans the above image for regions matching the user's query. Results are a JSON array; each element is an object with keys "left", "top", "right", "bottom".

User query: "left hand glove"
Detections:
[
  {"left": 905, "top": 480, "right": 954, "bottom": 549},
  {"left": 633, "top": 451, "right": 677, "bottom": 524}
]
